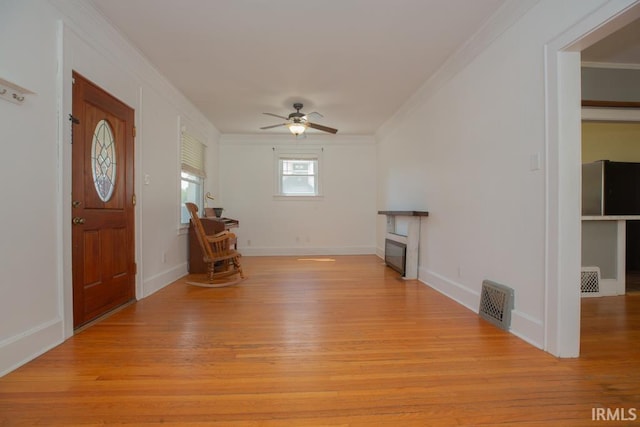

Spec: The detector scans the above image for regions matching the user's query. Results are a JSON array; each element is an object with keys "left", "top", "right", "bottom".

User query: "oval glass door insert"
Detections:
[{"left": 91, "top": 119, "right": 117, "bottom": 202}]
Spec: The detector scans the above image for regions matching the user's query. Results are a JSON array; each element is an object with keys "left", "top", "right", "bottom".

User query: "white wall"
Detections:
[
  {"left": 0, "top": 0, "right": 219, "bottom": 375},
  {"left": 582, "top": 66, "right": 640, "bottom": 101},
  {"left": 219, "top": 135, "right": 377, "bottom": 256},
  {"left": 376, "top": 0, "right": 634, "bottom": 351},
  {"left": 3, "top": 0, "right": 637, "bottom": 376},
  {"left": 0, "top": 0, "right": 63, "bottom": 374}
]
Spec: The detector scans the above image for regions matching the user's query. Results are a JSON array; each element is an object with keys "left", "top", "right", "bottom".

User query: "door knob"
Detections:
[{"left": 72, "top": 217, "right": 86, "bottom": 225}]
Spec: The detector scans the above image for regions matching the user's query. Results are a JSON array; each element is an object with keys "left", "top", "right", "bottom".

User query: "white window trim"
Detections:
[
  {"left": 179, "top": 123, "right": 207, "bottom": 230},
  {"left": 273, "top": 147, "right": 324, "bottom": 200}
]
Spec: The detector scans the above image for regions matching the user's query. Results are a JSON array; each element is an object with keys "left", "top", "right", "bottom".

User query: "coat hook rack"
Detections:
[{"left": 0, "top": 77, "right": 34, "bottom": 105}]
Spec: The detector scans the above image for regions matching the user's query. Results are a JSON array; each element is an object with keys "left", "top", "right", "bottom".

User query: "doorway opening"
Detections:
[{"left": 546, "top": 1, "right": 640, "bottom": 357}]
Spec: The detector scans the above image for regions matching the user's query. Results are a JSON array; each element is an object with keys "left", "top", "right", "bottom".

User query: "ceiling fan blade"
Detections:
[
  {"left": 307, "top": 122, "right": 338, "bottom": 134},
  {"left": 304, "top": 111, "right": 323, "bottom": 120},
  {"left": 263, "top": 112, "right": 289, "bottom": 120},
  {"left": 260, "top": 123, "right": 287, "bottom": 130}
]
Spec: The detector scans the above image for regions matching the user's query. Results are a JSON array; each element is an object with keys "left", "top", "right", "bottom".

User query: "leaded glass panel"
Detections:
[{"left": 91, "top": 119, "right": 117, "bottom": 202}]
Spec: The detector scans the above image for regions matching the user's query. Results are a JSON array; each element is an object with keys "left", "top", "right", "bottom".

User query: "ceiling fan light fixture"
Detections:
[
  {"left": 262, "top": 103, "right": 338, "bottom": 135},
  {"left": 288, "top": 123, "right": 307, "bottom": 136}
]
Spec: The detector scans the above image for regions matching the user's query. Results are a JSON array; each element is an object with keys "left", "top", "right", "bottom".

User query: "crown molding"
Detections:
[
  {"left": 581, "top": 61, "right": 640, "bottom": 70},
  {"left": 219, "top": 133, "right": 375, "bottom": 146},
  {"left": 582, "top": 106, "right": 640, "bottom": 121}
]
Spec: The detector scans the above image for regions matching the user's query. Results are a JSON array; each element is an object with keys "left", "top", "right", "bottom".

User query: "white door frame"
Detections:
[{"left": 544, "top": 0, "right": 640, "bottom": 357}]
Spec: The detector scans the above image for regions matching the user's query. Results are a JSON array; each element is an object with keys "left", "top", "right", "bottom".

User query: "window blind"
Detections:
[{"left": 181, "top": 132, "right": 206, "bottom": 178}]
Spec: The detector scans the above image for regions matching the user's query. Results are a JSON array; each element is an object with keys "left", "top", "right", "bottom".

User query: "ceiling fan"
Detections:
[{"left": 260, "top": 103, "right": 338, "bottom": 136}]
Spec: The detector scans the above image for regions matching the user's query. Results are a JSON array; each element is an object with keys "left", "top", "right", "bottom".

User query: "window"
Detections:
[
  {"left": 180, "top": 171, "right": 203, "bottom": 224},
  {"left": 275, "top": 149, "right": 322, "bottom": 198},
  {"left": 180, "top": 130, "right": 206, "bottom": 224}
]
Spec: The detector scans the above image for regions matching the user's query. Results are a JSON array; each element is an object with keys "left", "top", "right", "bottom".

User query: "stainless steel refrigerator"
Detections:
[{"left": 582, "top": 160, "right": 640, "bottom": 216}]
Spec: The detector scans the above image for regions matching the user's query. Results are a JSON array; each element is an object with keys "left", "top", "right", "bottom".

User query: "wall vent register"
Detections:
[
  {"left": 479, "top": 280, "right": 514, "bottom": 331},
  {"left": 580, "top": 267, "right": 601, "bottom": 296}
]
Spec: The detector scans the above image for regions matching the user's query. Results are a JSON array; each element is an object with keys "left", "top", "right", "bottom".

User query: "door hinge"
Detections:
[
  {"left": 133, "top": 262, "right": 137, "bottom": 275},
  {"left": 132, "top": 194, "right": 136, "bottom": 206},
  {"left": 69, "top": 114, "right": 79, "bottom": 143},
  {"left": 133, "top": 126, "right": 136, "bottom": 138}
]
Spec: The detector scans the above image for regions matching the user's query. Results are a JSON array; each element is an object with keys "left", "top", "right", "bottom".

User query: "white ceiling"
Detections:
[
  {"left": 89, "top": 1, "right": 640, "bottom": 136},
  {"left": 582, "top": 16, "right": 640, "bottom": 65},
  {"left": 90, "top": 0, "right": 508, "bottom": 135}
]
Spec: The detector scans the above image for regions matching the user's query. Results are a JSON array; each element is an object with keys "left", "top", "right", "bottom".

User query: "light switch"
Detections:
[
  {"left": 530, "top": 153, "right": 541, "bottom": 171},
  {"left": 144, "top": 174, "right": 151, "bottom": 185}
]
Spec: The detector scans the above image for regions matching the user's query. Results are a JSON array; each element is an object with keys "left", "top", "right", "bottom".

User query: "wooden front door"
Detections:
[{"left": 71, "top": 72, "right": 136, "bottom": 328}]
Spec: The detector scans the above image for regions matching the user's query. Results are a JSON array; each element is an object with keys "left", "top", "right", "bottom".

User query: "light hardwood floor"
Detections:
[{"left": 1, "top": 255, "right": 639, "bottom": 426}]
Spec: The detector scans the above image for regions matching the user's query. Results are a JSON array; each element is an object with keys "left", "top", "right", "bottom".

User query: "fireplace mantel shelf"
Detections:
[{"left": 378, "top": 210, "right": 429, "bottom": 217}]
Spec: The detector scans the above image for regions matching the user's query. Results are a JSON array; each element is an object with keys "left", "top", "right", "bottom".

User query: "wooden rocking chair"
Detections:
[{"left": 185, "top": 202, "right": 245, "bottom": 287}]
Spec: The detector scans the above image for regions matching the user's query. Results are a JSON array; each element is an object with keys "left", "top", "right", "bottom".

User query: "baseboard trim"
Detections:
[
  {"left": 0, "top": 318, "right": 63, "bottom": 377},
  {"left": 142, "top": 263, "right": 188, "bottom": 298},
  {"left": 239, "top": 246, "right": 377, "bottom": 257},
  {"left": 419, "top": 268, "right": 479, "bottom": 313},
  {"left": 419, "top": 267, "right": 544, "bottom": 350},
  {"left": 597, "top": 278, "right": 626, "bottom": 296},
  {"left": 510, "top": 309, "right": 544, "bottom": 349}
]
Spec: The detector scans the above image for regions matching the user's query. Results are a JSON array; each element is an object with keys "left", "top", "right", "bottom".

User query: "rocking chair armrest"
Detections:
[
  {"left": 206, "top": 231, "right": 236, "bottom": 244},
  {"left": 209, "top": 230, "right": 230, "bottom": 239}
]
